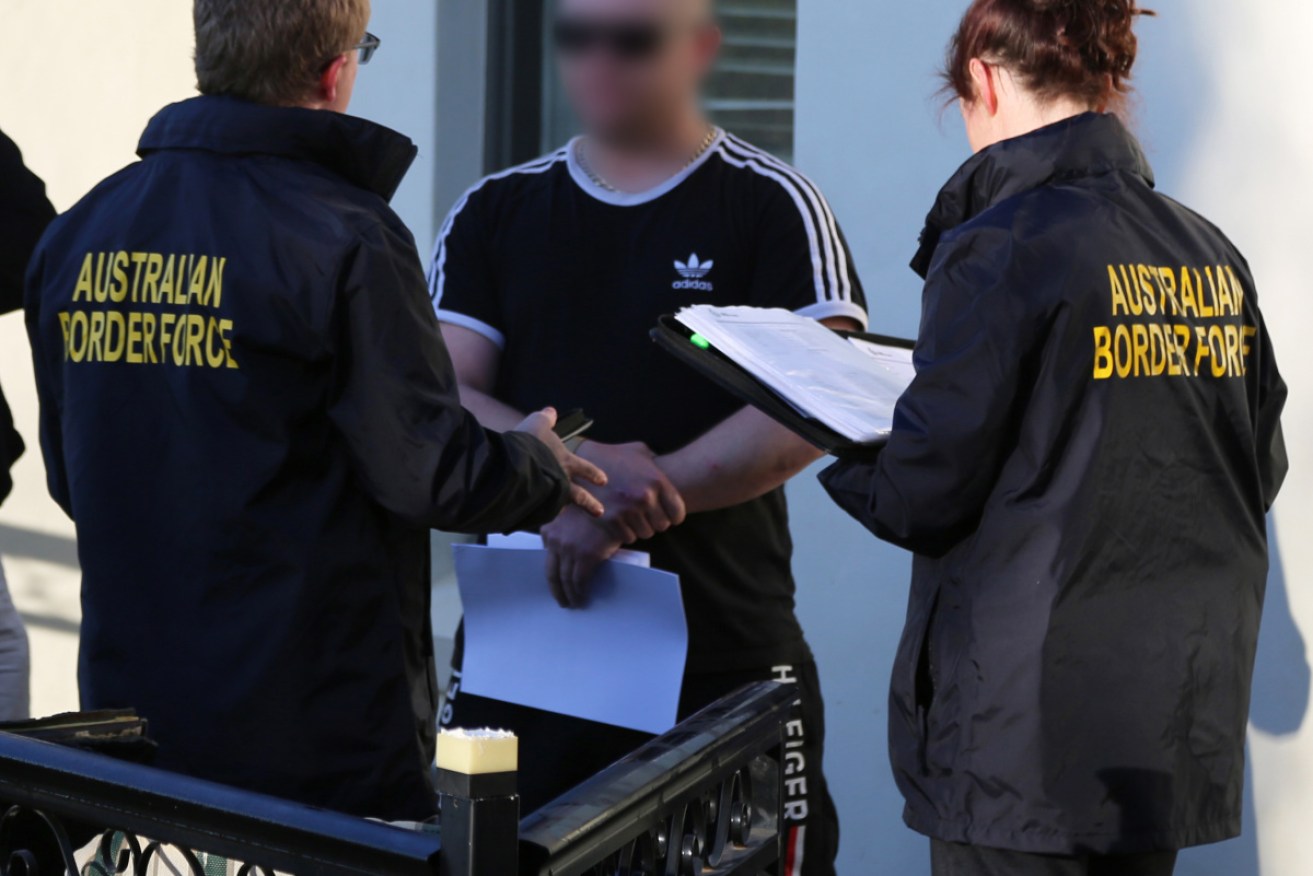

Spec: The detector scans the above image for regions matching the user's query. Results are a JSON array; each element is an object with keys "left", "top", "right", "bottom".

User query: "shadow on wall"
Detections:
[
  {"left": 1251, "top": 525, "right": 1310, "bottom": 740},
  {"left": 1177, "top": 524, "right": 1309, "bottom": 876},
  {"left": 0, "top": 524, "right": 78, "bottom": 570}
]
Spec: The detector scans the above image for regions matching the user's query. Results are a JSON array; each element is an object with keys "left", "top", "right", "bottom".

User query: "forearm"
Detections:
[
  {"left": 656, "top": 407, "right": 822, "bottom": 515},
  {"left": 426, "top": 425, "right": 572, "bottom": 534},
  {"left": 456, "top": 383, "right": 527, "bottom": 432}
]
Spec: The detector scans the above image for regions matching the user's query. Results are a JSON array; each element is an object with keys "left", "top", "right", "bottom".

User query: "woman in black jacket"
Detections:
[
  {"left": 0, "top": 128, "right": 55, "bottom": 721},
  {"left": 821, "top": 2, "right": 1288, "bottom": 875}
]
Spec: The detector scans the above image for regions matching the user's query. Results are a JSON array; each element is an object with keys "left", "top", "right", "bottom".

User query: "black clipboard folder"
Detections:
[{"left": 651, "top": 315, "right": 914, "bottom": 461}]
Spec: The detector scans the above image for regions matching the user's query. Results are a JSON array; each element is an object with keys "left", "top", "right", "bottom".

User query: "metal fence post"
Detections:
[{"left": 435, "top": 730, "right": 520, "bottom": 876}]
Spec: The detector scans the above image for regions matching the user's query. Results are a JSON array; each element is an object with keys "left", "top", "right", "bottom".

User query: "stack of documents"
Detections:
[
  {"left": 455, "top": 540, "right": 687, "bottom": 735},
  {"left": 0, "top": 709, "right": 156, "bottom": 763},
  {"left": 675, "top": 306, "right": 916, "bottom": 443}
]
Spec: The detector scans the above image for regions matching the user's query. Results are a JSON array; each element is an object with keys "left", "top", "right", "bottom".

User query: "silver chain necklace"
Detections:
[{"left": 576, "top": 127, "right": 719, "bottom": 193}]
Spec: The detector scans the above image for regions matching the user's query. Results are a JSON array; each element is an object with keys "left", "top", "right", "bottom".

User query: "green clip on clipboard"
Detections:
[{"left": 651, "top": 308, "right": 915, "bottom": 461}]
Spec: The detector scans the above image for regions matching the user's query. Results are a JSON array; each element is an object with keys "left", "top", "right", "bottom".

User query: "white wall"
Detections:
[
  {"left": 0, "top": 0, "right": 197, "bottom": 719},
  {"left": 347, "top": 0, "right": 440, "bottom": 252},
  {"left": 1182, "top": 5, "right": 1313, "bottom": 875},
  {"left": 792, "top": 1, "right": 1312, "bottom": 874}
]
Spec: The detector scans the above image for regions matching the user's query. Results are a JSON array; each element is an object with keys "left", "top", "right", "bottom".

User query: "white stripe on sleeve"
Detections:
[
  {"left": 714, "top": 144, "right": 832, "bottom": 305},
  {"left": 434, "top": 309, "right": 506, "bottom": 350},
  {"left": 427, "top": 150, "right": 568, "bottom": 310},
  {"left": 724, "top": 135, "right": 855, "bottom": 305}
]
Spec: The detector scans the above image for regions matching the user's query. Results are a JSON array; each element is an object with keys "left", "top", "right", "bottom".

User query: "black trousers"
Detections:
[
  {"left": 442, "top": 659, "right": 839, "bottom": 876},
  {"left": 931, "top": 840, "right": 1178, "bottom": 876}
]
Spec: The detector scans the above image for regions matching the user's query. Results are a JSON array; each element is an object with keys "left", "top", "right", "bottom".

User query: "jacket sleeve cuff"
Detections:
[{"left": 496, "top": 431, "right": 572, "bottom": 532}]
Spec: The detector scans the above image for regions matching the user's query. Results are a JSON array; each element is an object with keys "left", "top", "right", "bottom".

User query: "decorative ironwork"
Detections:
[
  {"left": 0, "top": 805, "right": 78, "bottom": 876},
  {"left": 0, "top": 732, "right": 443, "bottom": 875},
  {"left": 518, "top": 681, "right": 794, "bottom": 876},
  {"left": 55, "top": 828, "right": 279, "bottom": 876},
  {"left": 0, "top": 682, "right": 793, "bottom": 876}
]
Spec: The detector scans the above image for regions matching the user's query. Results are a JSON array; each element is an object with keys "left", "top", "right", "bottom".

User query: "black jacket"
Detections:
[
  {"left": 25, "top": 96, "right": 571, "bottom": 819},
  {"left": 821, "top": 114, "right": 1287, "bottom": 855},
  {"left": 1, "top": 130, "right": 57, "bottom": 505}
]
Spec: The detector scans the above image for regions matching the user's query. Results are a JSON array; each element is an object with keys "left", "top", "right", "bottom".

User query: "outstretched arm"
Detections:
[
  {"left": 656, "top": 316, "right": 859, "bottom": 513},
  {"left": 444, "top": 323, "right": 682, "bottom": 605},
  {"left": 819, "top": 225, "right": 1036, "bottom": 555},
  {"left": 329, "top": 225, "right": 604, "bottom": 534}
]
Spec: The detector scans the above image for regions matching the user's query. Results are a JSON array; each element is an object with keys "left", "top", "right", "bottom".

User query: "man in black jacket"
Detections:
[
  {"left": 25, "top": 0, "right": 605, "bottom": 821},
  {"left": 0, "top": 129, "right": 55, "bottom": 722}
]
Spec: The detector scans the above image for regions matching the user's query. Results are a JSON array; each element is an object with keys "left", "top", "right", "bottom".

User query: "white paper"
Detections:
[
  {"left": 847, "top": 336, "right": 917, "bottom": 382},
  {"left": 454, "top": 544, "right": 687, "bottom": 734},
  {"left": 486, "top": 532, "right": 651, "bottom": 568},
  {"left": 675, "top": 306, "right": 915, "bottom": 443}
]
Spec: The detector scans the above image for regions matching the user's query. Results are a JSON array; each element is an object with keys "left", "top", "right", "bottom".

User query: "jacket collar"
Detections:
[
  {"left": 137, "top": 95, "right": 418, "bottom": 202},
  {"left": 911, "top": 112, "right": 1154, "bottom": 278}
]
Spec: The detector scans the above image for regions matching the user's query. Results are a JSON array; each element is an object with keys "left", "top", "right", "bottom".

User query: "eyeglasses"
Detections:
[
  {"left": 354, "top": 32, "right": 381, "bottom": 65},
  {"left": 553, "top": 18, "right": 670, "bottom": 62}
]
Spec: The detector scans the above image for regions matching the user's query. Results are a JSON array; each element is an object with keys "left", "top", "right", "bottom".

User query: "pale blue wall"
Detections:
[{"left": 349, "top": 0, "right": 439, "bottom": 252}]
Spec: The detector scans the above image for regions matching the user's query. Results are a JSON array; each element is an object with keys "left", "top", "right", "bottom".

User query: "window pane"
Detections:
[{"left": 705, "top": 1, "right": 797, "bottom": 160}]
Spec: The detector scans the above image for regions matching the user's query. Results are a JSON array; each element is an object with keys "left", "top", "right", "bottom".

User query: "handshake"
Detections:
[{"left": 516, "top": 408, "right": 685, "bottom": 608}]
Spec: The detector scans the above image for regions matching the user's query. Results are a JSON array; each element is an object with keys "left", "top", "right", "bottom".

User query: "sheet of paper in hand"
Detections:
[{"left": 454, "top": 544, "right": 687, "bottom": 734}]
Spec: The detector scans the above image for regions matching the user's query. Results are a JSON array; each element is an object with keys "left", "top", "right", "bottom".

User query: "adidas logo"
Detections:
[
  {"left": 675, "top": 253, "right": 714, "bottom": 279},
  {"left": 673, "top": 253, "right": 715, "bottom": 292}
]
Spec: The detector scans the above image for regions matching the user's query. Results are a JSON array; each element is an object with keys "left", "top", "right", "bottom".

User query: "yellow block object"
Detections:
[{"left": 436, "top": 727, "right": 519, "bottom": 775}]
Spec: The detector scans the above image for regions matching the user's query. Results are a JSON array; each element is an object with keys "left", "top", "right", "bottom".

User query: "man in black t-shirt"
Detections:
[{"left": 430, "top": 1, "right": 866, "bottom": 872}]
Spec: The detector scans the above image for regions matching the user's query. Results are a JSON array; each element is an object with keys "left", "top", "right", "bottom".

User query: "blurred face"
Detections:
[{"left": 554, "top": 0, "right": 720, "bottom": 143}]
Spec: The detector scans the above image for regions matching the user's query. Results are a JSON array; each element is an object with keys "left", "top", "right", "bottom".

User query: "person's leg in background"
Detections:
[
  {"left": 680, "top": 661, "right": 839, "bottom": 876},
  {"left": 1088, "top": 851, "right": 1177, "bottom": 876},
  {"left": 931, "top": 840, "right": 1178, "bottom": 876},
  {"left": 0, "top": 555, "right": 30, "bottom": 721},
  {"left": 775, "top": 661, "right": 839, "bottom": 876},
  {"left": 931, "top": 841, "right": 1083, "bottom": 876}
]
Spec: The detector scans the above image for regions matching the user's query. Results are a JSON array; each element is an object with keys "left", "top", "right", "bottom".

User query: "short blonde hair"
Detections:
[{"left": 194, "top": 0, "right": 370, "bottom": 106}]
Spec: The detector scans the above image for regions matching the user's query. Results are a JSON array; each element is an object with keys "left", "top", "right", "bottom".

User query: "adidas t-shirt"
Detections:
[{"left": 430, "top": 130, "right": 868, "bottom": 672}]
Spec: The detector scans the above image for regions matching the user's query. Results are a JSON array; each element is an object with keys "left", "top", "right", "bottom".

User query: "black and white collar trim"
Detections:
[{"left": 565, "top": 129, "right": 725, "bottom": 207}]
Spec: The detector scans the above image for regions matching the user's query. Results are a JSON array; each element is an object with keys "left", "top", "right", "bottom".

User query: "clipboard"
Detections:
[{"left": 651, "top": 315, "right": 914, "bottom": 461}]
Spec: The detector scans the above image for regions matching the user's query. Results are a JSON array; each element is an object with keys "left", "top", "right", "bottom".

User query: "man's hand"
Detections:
[
  {"left": 578, "top": 441, "right": 687, "bottom": 543},
  {"left": 514, "top": 409, "right": 608, "bottom": 518},
  {"left": 541, "top": 506, "right": 623, "bottom": 608}
]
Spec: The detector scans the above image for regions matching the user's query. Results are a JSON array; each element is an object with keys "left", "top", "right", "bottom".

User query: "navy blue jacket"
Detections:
[
  {"left": 822, "top": 114, "right": 1287, "bottom": 854},
  {"left": 25, "top": 97, "right": 571, "bottom": 819},
  {"left": 1, "top": 129, "right": 56, "bottom": 505}
]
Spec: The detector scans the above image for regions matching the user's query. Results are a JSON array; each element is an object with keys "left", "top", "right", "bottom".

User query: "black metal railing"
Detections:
[
  {"left": 0, "top": 731, "right": 443, "bottom": 875},
  {"left": 0, "top": 682, "right": 793, "bottom": 875},
  {"left": 518, "top": 681, "right": 793, "bottom": 876}
]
